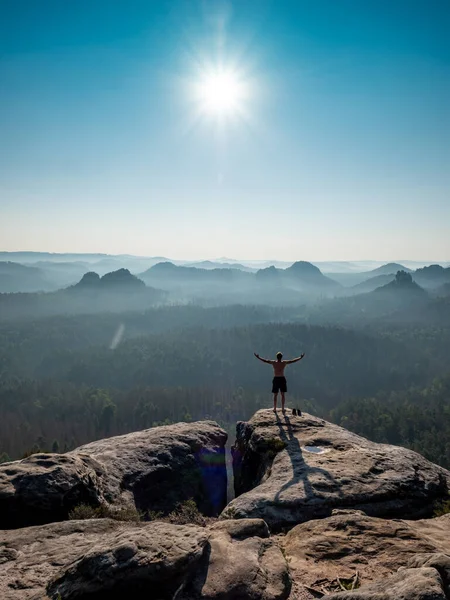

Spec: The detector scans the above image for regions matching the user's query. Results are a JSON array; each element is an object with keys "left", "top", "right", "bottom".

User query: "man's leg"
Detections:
[
  {"left": 273, "top": 393, "right": 278, "bottom": 411},
  {"left": 281, "top": 392, "right": 286, "bottom": 412}
]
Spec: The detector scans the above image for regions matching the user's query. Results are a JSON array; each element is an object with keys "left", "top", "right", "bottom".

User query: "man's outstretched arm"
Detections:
[
  {"left": 284, "top": 353, "right": 305, "bottom": 364},
  {"left": 254, "top": 353, "right": 273, "bottom": 364}
]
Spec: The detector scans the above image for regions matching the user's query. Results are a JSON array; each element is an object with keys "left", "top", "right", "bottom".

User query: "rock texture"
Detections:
[
  {"left": 0, "top": 517, "right": 291, "bottom": 600},
  {"left": 0, "top": 518, "right": 207, "bottom": 600},
  {"left": 326, "top": 567, "right": 447, "bottom": 600},
  {"left": 0, "top": 420, "right": 227, "bottom": 529},
  {"left": 47, "top": 521, "right": 207, "bottom": 600},
  {"left": 181, "top": 518, "right": 291, "bottom": 600},
  {"left": 226, "top": 410, "right": 450, "bottom": 530},
  {"left": 282, "top": 509, "right": 450, "bottom": 596}
]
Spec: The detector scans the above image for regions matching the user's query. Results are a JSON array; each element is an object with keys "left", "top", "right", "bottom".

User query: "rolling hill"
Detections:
[{"left": 0, "top": 261, "right": 54, "bottom": 292}]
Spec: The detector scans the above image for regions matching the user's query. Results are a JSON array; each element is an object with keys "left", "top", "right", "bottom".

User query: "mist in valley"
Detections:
[{"left": 1, "top": 252, "right": 449, "bottom": 473}]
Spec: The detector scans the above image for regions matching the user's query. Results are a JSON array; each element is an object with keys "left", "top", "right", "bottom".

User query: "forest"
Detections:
[{"left": 1, "top": 294, "right": 449, "bottom": 469}]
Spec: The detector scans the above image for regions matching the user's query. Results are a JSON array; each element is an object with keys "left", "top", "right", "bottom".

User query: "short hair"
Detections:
[{"left": 276, "top": 351, "right": 283, "bottom": 359}]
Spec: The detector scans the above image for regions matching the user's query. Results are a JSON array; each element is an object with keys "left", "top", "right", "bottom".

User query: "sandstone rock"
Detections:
[
  {"left": 225, "top": 410, "right": 450, "bottom": 530},
  {"left": 0, "top": 420, "right": 227, "bottom": 529},
  {"left": 47, "top": 521, "right": 207, "bottom": 600},
  {"left": 0, "top": 517, "right": 290, "bottom": 600},
  {"left": 404, "top": 554, "right": 450, "bottom": 596},
  {"left": 0, "top": 453, "right": 106, "bottom": 529},
  {"left": 180, "top": 518, "right": 291, "bottom": 600},
  {"left": 325, "top": 567, "right": 446, "bottom": 600},
  {"left": 281, "top": 509, "right": 450, "bottom": 595},
  {"left": 0, "top": 518, "right": 207, "bottom": 600}
]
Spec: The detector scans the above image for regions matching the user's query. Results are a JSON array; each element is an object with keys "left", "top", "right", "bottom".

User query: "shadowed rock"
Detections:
[
  {"left": 225, "top": 409, "right": 450, "bottom": 530},
  {"left": 0, "top": 420, "right": 227, "bottom": 529}
]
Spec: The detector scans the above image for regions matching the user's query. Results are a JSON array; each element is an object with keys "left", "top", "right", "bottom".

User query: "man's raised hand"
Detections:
[
  {"left": 300, "top": 353, "right": 305, "bottom": 359},
  {"left": 254, "top": 352, "right": 260, "bottom": 358}
]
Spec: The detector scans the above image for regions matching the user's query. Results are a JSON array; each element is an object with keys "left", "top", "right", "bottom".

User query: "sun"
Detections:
[{"left": 196, "top": 69, "right": 247, "bottom": 116}]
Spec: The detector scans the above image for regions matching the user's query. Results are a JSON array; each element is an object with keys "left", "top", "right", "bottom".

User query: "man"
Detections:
[{"left": 254, "top": 351, "right": 305, "bottom": 413}]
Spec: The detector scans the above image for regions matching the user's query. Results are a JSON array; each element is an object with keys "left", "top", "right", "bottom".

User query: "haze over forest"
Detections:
[
  {"left": 0, "top": 0, "right": 449, "bottom": 484},
  {"left": 1, "top": 250, "right": 449, "bottom": 474}
]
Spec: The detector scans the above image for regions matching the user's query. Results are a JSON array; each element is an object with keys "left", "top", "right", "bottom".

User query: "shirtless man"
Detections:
[{"left": 254, "top": 351, "right": 305, "bottom": 412}]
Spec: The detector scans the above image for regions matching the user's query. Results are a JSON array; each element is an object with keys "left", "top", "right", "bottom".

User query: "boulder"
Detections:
[
  {"left": 404, "top": 554, "right": 450, "bottom": 597},
  {"left": 0, "top": 453, "right": 106, "bottom": 529},
  {"left": 325, "top": 567, "right": 446, "bottom": 600},
  {"left": 180, "top": 518, "right": 291, "bottom": 600},
  {"left": 0, "top": 518, "right": 207, "bottom": 600},
  {"left": 0, "top": 420, "right": 227, "bottom": 529},
  {"left": 281, "top": 509, "right": 450, "bottom": 595},
  {"left": 225, "top": 410, "right": 450, "bottom": 530},
  {"left": 47, "top": 521, "right": 207, "bottom": 600}
]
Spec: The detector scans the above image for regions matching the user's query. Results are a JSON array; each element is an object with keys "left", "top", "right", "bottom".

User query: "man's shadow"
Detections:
[{"left": 274, "top": 412, "right": 343, "bottom": 503}]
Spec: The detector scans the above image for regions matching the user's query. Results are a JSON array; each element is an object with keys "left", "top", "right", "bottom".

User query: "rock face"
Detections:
[
  {"left": 47, "top": 521, "right": 207, "bottom": 600},
  {"left": 0, "top": 518, "right": 208, "bottom": 600},
  {"left": 226, "top": 410, "right": 450, "bottom": 530},
  {"left": 282, "top": 509, "right": 450, "bottom": 596},
  {"left": 2, "top": 412, "right": 450, "bottom": 600},
  {"left": 0, "top": 518, "right": 291, "bottom": 600},
  {"left": 0, "top": 420, "right": 227, "bottom": 529},
  {"left": 180, "top": 518, "right": 291, "bottom": 600}
]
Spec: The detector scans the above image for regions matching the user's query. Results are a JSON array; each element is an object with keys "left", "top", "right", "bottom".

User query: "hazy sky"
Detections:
[{"left": 1, "top": 0, "right": 449, "bottom": 261}]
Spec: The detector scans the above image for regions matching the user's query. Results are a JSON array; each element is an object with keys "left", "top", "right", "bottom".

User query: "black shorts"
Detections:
[{"left": 272, "top": 376, "right": 287, "bottom": 393}]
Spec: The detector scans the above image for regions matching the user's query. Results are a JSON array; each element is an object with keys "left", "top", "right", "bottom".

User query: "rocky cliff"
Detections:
[
  {"left": 227, "top": 409, "right": 450, "bottom": 530},
  {"left": 0, "top": 420, "right": 227, "bottom": 529},
  {"left": 1, "top": 411, "right": 449, "bottom": 600}
]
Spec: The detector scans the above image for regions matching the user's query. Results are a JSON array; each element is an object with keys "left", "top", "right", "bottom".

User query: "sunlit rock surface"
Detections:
[
  {"left": 282, "top": 509, "right": 450, "bottom": 596},
  {"left": 225, "top": 409, "right": 450, "bottom": 530},
  {"left": 0, "top": 420, "right": 227, "bottom": 529}
]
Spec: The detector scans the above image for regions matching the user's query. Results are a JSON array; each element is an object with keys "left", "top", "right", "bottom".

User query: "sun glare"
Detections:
[{"left": 197, "top": 70, "right": 247, "bottom": 115}]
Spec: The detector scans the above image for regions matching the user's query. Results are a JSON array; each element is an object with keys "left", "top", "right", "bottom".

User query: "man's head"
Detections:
[{"left": 276, "top": 351, "right": 283, "bottom": 361}]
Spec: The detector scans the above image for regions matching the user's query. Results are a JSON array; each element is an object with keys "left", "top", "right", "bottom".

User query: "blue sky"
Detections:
[{"left": 1, "top": 0, "right": 449, "bottom": 260}]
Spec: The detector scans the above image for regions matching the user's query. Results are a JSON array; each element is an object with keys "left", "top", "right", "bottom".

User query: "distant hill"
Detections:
[
  {"left": 369, "top": 263, "right": 411, "bottom": 276},
  {"left": 0, "top": 252, "right": 173, "bottom": 276},
  {"left": 255, "top": 262, "right": 340, "bottom": 291},
  {"left": 327, "top": 262, "right": 411, "bottom": 287},
  {"left": 0, "top": 269, "right": 164, "bottom": 321},
  {"left": 24, "top": 261, "right": 90, "bottom": 288},
  {"left": 138, "top": 260, "right": 339, "bottom": 304},
  {"left": 255, "top": 266, "right": 282, "bottom": 281},
  {"left": 351, "top": 273, "right": 395, "bottom": 294},
  {"left": 142, "top": 262, "right": 249, "bottom": 280},
  {"left": 72, "top": 268, "right": 146, "bottom": 290},
  {"left": 185, "top": 260, "right": 254, "bottom": 272},
  {"left": 283, "top": 261, "right": 341, "bottom": 290},
  {"left": 0, "top": 261, "right": 54, "bottom": 293},
  {"left": 374, "top": 270, "right": 427, "bottom": 297},
  {"left": 413, "top": 264, "right": 450, "bottom": 289},
  {"left": 303, "top": 271, "right": 429, "bottom": 327}
]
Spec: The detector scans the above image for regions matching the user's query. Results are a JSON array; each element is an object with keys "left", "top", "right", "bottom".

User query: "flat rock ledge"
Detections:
[
  {"left": 0, "top": 420, "right": 227, "bottom": 529},
  {"left": 0, "top": 517, "right": 291, "bottom": 600},
  {"left": 224, "top": 409, "right": 450, "bottom": 530}
]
